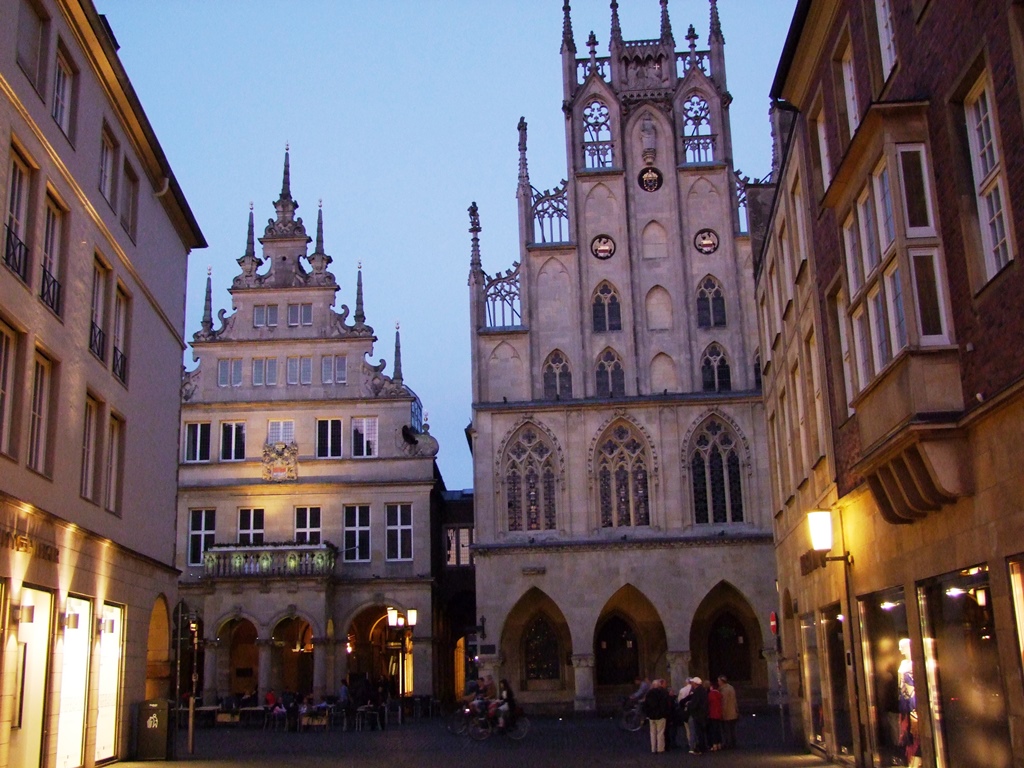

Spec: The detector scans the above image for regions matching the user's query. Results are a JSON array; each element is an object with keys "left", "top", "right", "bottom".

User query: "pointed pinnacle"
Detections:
[
  {"left": 610, "top": 0, "right": 622, "bottom": 44},
  {"left": 561, "top": 0, "right": 576, "bottom": 53},
  {"left": 393, "top": 324, "right": 403, "bottom": 384},
  {"left": 518, "top": 117, "right": 530, "bottom": 188},
  {"left": 201, "top": 268, "right": 213, "bottom": 333},
  {"left": 315, "top": 202, "right": 324, "bottom": 253},
  {"left": 709, "top": 0, "right": 724, "bottom": 43},
  {"left": 245, "top": 207, "right": 255, "bottom": 258},
  {"left": 469, "top": 201, "right": 481, "bottom": 269},
  {"left": 280, "top": 146, "right": 292, "bottom": 201},
  {"left": 660, "top": 0, "right": 674, "bottom": 43},
  {"left": 354, "top": 267, "right": 365, "bottom": 325}
]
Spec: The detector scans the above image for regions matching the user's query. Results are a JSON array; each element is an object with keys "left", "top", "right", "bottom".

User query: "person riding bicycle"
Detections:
[
  {"left": 629, "top": 676, "right": 651, "bottom": 704},
  {"left": 492, "top": 679, "right": 516, "bottom": 731}
]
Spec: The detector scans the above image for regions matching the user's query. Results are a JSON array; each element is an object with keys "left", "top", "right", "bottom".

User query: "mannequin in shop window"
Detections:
[{"left": 898, "top": 638, "right": 922, "bottom": 767}]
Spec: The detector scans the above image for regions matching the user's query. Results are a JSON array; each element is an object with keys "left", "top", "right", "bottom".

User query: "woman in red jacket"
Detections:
[{"left": 707, "top": 679, "right": 724, "bottom": 752}]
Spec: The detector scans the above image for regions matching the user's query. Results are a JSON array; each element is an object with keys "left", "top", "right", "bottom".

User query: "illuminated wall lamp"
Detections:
[
  {"left": 800, "top": 510, "right": 853, "bottom": 575},
  {"left": 10, "top": 604, "right": 34, "bottom": 625}
]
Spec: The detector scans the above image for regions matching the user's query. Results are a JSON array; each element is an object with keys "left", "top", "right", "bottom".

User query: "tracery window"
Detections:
[
  {"left": 700, "top": 343, "right": 731, "bottom": 392},
  {"left": 596, "top": 349, "right": 625, "bottom": 398},
  {"left": 690, "top": 418, "right": 744, "bottom": 524},
  {"left": 593, "top": 282, "right": 622, "bottom": 333},
  {"left": 682, "top": 94, "right": 715, "bottom": 163},
  {"left": 696, "top": 276, "right": 727, "bottom": 328},
  {"left": 504, "top": 426, "right": 557, "bottom": 532},
  {"left": 543, "top": 350, "right": 573, "bottom": 400},
  {"left": 597, "top": 422, "right": 651, "bottom": 527},
  {"left": 524, "top": 615, "right": 560, "bottom": 680},
  {"left": 582, "top": 100, "right": 614, "bottom": 169}
]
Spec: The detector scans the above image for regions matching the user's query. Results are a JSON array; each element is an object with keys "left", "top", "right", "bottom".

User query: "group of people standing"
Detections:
[{"left": 639, "top": 675, "right": 739, "bottom": 754}]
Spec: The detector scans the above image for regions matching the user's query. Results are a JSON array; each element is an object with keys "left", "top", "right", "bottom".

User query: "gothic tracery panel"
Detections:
[
  {"left": 696, "top": 276, "right": 726, "bottom": 328},
  {"left": 543, "top": 350, "right": 573, "bottom": 400},
  {"left": 596, "top": 348, "right": 625, "bottom": 398},
  {"left": 503, "top": 425, "right": 559, "bottom": 532},
  {"left": 596, "top": 421, "right": 651, "bottom": 528},
  {"left": 700, "top": 343, "right": 731, "bottom": 392},
  {"left": 582, "top": 99, "right": 614, "bottom": 169},
  {"left": 690, "top": 417, "right": 745, "bottom": 524}
]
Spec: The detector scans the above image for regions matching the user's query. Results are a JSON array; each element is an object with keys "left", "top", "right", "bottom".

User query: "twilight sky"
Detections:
[{"left": 93, "top": 0, "right": 793, "bottom": 490}]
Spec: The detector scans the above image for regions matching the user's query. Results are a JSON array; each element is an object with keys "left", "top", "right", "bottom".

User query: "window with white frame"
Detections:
[
  {"left": 6, "top": 151, "right": 31, "bottom": 282},
  {"left": 286, "top": 356, "right": 311, "bottom": 385},
  {"left": 884, "top": 263, "right": 908, "bottom": 352},
  {"left": 897, "top": 144, "right": 936, "bottom": 237},
  {"left": 386, "top": 503, "right": 413, "bottom": 560},
  {"left": 857, "top": 190, "right": 881, "bottom": 278},
  {"left": 791, "top": 361, "right": 809, "bottom": 474},
  {"left": 253, "top": 304, "right": 278, "bottom": 327},
  {"left": 343, "top": 505, "right": 370, "bottom": 561},
  {"left": 295, "top": 506, "right": 321, "bottom": 544},
  {"left": 841, "top": 44, "right": 860, "bottom": 138},
  {"left": 28, "top": 351, "right": 51, "bottom": 473},
  {"left": 791, "top": 175, "right": 808, "bottom": 272},
  {"left": 220, "top": 421, "right": 245, "bottom": 461},
  {"left": 446, "top": 526, "right": 474, "bottom": 567},
  {"left": 80, "top": 395, "right": 99, "bottom": 500},
  {"left": 843, "top": 214, "right": 865, "bottom": 295},
  {"left": 252, "top": 357, "right": 277, "bottom": 386},
  {"left": 812, "top": 107, "right": 832, "bottom": 191},
  {"left": 352, "top": 417, "right": 377, "bottom": 457},
  {"left": 218, "top": 358, "right": 242, "bottom": 387},
  {"left": 873, "top": 161, "right": 896, "bottom": 254},
  {"left": 104, "top": 414, "right": 122, "bottom": 514},
  {"left": 316, "top": 418, "right": 342, "bottom": 458},
  {"left": 287, "top": 303, "right": 312, "bottom": 326},
  {"left": 0, "top": 321, "right": 15, "bottom": 455},
  {"left": 112, "top": 287, "right": 128, "bottom": 383},
  {"left": 89, "top": 259, "right": 107, "bottom": 360},
  {"left": 120, "top": 162, "right": 138, "bottom": 238},
  {"left": 833, "top": 290, "right": 855, "bottom": 413},
  {"left": 237, "top": 508, "right": 264, "bottom": 545},
  {"left": 52, "top": 44, "right": 75, "bottom": 136},
  {"left": 99, "top": 127, "right": 117, "bottom": 204},
  {"left": 910, "top": 248, "right": 949, "bottom": 344},
  {"left": 16, "top": 0, "right": 47, "bottom": 91},
  {"left": 852, "top": 304, "right": 875, "bottom": 388},
  {"left": 868, "top": 284, "right": 892, "bottom": 370},
  {"left": 806, "top": 330, "right": 826, "bottom": 460},
  {"left": 874, "top": 0, "right": 897, "bottom": 79},
  {"left": 41, "top": 196, "right": 63, "bottom": 314},
  {"left": 267, "top": 419, "right": 294, "bottom": 445},
  {"left": 184, "top": 422, "right": 211, "bottom": 462},
  {"left": 965, "top": 75, "right": 1012, "bottom": 279},
  {"left": 188, "top": 509, "right": 215, "bottom": 566},
  {"left": 321, "top": 354, "right": 346, "bottom": 384}
]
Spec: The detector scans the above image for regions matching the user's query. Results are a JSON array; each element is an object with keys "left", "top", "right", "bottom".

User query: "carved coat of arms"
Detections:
[{"left": 262, "top": 442, "right": 298, "bottom": 482}]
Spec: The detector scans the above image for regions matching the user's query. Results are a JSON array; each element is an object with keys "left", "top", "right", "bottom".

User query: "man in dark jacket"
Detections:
[
  {"left": 642, "top": 679, "right": 673, "bottom": 753},
  {"left": 686, "top": 677, "right": 710, "bottom": 754}
]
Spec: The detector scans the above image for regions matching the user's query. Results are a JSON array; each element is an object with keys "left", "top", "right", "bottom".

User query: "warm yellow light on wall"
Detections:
[{"left": 808, "top": 510, "right": 833, "bottom": 552}]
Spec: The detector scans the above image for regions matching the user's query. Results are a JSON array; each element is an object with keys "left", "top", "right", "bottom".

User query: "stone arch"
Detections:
[
  {"left": 487, "top": 341, "right": 524, "bottom": 402},
  {"left": 588, "top": 410, "right": 660, "bottom": 480},
  {"left": 645, "top": 285, "right": 673, "bottom": 330},
  {"left": 537, "top": 257, "right": 571, "bottom": 327},
  {"left": 689, "top": 581, "right": 765, "bottom": 689},
  {"left": 641, "top": 220, "right": 668, "bottom": 260},
  {"left": 270, "top": 614, "right": 315, "bottom": 696},
  {"left": 145, "top": 594, "right": 171, "bottom": 700},
  {"left": 650, "top": 353, "right": 678, "bottom": 393},
  {"left": 584, "top": 183, "right": 618, "bottom": 229},
  {"left": 220, "top": 616, "right": 259, "bottom": 697},
  {"left": 493, "top": 415, "right": 566, "bottom": 481},
  {"left": 501, "top": 588, "right": 572, "bottom": 703},
  {"left": 681, "top": 408, "right": 752, "bottom": 462},
  {"left": 687, "top": 175, "right": 721, "bottom": 200},
  {"left": 594, "top": 584, "right": 667, "bottom": 689}
]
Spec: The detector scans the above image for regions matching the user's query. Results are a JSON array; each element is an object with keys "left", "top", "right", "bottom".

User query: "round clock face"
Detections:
[
  {"left": 638, "top": 167, "right": 664, "bottom": 192},
  {"left": 590, "top": 235, "right": 616, "bottom": 259},
  {"left": 694, "top": 228, "right": 720, "bottom": 254}
]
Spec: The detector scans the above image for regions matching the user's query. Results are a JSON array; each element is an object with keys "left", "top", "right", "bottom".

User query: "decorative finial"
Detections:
[
  {"left": 207, "top": 265, "right": 212, "bottom": 277},
  {"left": 610, "top": 0, "right": 622, "bottom": 45},
  {"left": 249, "top": 201, "right": 253, "bottom": 211},
  {"left": 709, "top": 0, "right": 723, "bottom": 43},
  {"left": 660, "top": 0, "right": 674, "bottom": 43},
  {"left": 587, "top": 31, "right": 599, "bottom": 73},
  {"left": 396, "top": 321, "right": 400, "bottom": 330},
  {"left": 686, "top": 24, "right": 699, "bottom": 56},
  {"left": 354, "top": 265, "right": 365, "bottom": 325},
  {"left": 393, "top": 325, "right": 403, "bottom": 385},
  {"left": 469, "top": 201, "right": 482, "bottom": 270},
  {"left": 280, "top": 146, "right": 292, "bottom": 201},
  {"left": 561, "top": 0, "right": 576, "bottom": 53},
  {"left": 314, "top": 203, "right": 324, "bottom": 254},
  {"left": 517, "top": 117, "right": 530, "bottom": 189},
  {"left": 200, "top": 267, "right": 213, "bottom": 334},
  {"left": 358, "top": 260, "right": 362, "bottom": 270}
]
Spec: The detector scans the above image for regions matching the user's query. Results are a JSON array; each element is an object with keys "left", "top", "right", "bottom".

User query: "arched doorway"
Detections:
[
  {"left": 501, "top": 588, "right": 571, "bottom": 703},
  {"left": 272, "top": 616, "right": 314, "bottom": 696},
  {"left": 595, "top": 615, "right": 639, "bottom": 685},
  {"left": 145, "top": 596, "right": 171, "bottom": 699},
  {"left": 345, "top": 605, "right": 416, "bottom": 699},
  {"left": 707, "top": 611, "right": 751, "bottom": 682},
  {"left": 690, "top": 581, "right": 765, "bottom": 689},
  {"left": 221, "top": 618, "right": 258, "bottom": 696}
]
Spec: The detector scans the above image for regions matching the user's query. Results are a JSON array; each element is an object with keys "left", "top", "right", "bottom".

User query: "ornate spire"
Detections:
[
  {"left": 280, "top": 143, "right": 292, "bottom": 201},
  {"left": 517, "top": 117, "right": 530, "bottom": 190},
  {"left": 587, "top": 31, "right": 599, "bottom": 73},
  {"left": 709, "top": 0, "right": 723, "bottom": 43},
  {"left": 315, "top": 200, "right": 324, "bottom": 253},
  {"left": 469, "top": 201, "right": 482, "bottom": 271},
  {"left": 200, "top": 266, "right": 213, "bottom": 335},
  {"left": 268, "top": 146, "right": 304, "bottom": 237},
  {"left": 393, "top": 322, "right": 403, "bottom": 385},
  {"left": 660, "top": 0, "right": 674, "bottom": 43},
  {"left": 686, "top": 24, "right": 699, "bottom": 57},
  {"left": 610, "top": 0, "right": 622, "bottom": 45},
  {"left": 354, "top": 262, "right": 365, "bottom": 326},
  {"left": 236, "top": 204, "right": 261, "bottom": 277},
  {"left": 561, "top": 0, "right": 575, "bottom": 53}
]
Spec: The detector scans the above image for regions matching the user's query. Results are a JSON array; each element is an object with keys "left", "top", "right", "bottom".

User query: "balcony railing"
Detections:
[
  {"left": 201, "top": 542, "right": 338, "bottom": 579},
  {"left": 4, "top": 224, "right": 29, "bottom": 283},
  {"left": 40, "top": 267, "right": 61, "bottom": 314},
  {"left": 683, "top": 135, "right": 716, "bottom": 164},
  {"left": 89, "top": 321, "right": 106, "bottom": 360},
  {"left": 112, "top": 346, "right": 127, "bottom": 383}
]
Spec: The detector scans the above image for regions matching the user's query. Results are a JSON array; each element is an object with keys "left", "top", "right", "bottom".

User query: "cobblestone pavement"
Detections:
[{"left": 121, "top": 709, "right": 823, "bottom": 768}]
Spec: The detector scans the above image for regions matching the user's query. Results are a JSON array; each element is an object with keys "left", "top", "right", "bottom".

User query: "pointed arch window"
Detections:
[
  {"left": 593, "top": 282, "right": 622, "bottom": 333},
  {"left": 583, "top": 100, "right": 614, "bottom": 169},
  {"left": 682, "top": 94, "right": 715, "bottom": 163},
  {"left": 597, "top": 422, "right": 651, "bottom": 527},
  {"left": 504, "top": 426, "right": 558, "bottom": 532},
  {"left": 596, "top": 349, "right": 625, "bottom": 398},
  {"left": 543, "top": 350, "right": 573, "bottom": 400},
  {"left": 524, "top": 615, "right": 560, "bottom": 680},
  {"left": 701, "top": 343, "right": 731, "bottom": 392},
  {"left": 691, "top": 418, "right": 744, "bottom": 524},
  {"left": 696, "top": 276, "right": 727, "bottom": 328}
]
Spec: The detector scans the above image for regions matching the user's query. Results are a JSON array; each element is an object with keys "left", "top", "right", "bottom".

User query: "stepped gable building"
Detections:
[
  {"left": 177, "top": 151, "right": 443, "bottom": 703},
  {"left": 466, "top": 0, "right": 778, "bottom": 713},
  {"left": 1, "top": 0, "right": 205, "bottom": 765},
  {"left": 759, "top": 0, "right": 1024, "bottom": 765}
]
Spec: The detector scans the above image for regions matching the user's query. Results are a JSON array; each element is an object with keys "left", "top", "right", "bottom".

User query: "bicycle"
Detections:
[
  {"left": 618, "top": 697, "right": 646, "bottom": 732},
  {"left": 468, "top": 704, "right": 530, "bottom": 741},
  {"left": 444, "top": 703, "right": 474, "bottom": 736}
]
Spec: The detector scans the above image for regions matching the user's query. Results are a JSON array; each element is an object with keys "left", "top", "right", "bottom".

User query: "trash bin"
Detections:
[{"left": 136, "top": 699, "right": 171, "bottom": 760}]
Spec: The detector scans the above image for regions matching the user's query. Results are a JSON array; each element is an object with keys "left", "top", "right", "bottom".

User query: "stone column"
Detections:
[
  {"left": 572, "top": 654, "right": 596, "bottom": 713},
  {"left": 666, "top": 650, "right": 691, "bottom": 692},
  {"left": 256, "top": 639, "right": 272, "bottom": 699},
  {"left": 410, "top": 629, "right": 434, "bottom": 696},
  {"left": 202, "top": 638, "right": 220, "bottom": 704},
  {"left": 312, "top": 637, "right": 328, "bottom": 699}
]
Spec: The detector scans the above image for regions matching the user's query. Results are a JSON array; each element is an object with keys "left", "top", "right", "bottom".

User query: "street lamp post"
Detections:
[
  {"left": 187, "top": 613, "right": 199, "bottom": 756},
  {"left": 386, "top": 608, "right": 417, "bottom": 697}
]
